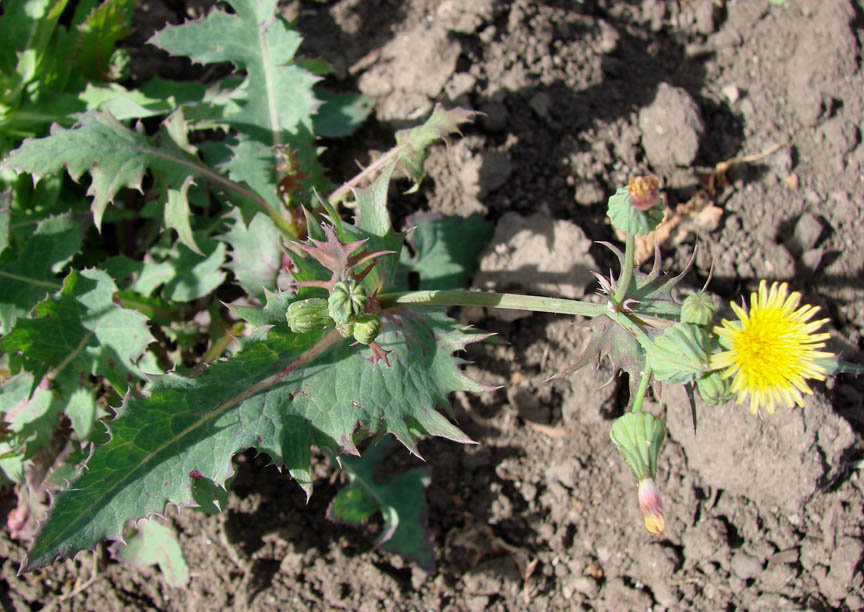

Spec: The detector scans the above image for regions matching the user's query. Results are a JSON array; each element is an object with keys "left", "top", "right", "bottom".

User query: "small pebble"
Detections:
[
  {"left": 721, "top": 85, "right": 740, "bottom": 104},
  {"left": 793, "top": 212, "right": 823, "bottom": 251},
  {"left": 731, "top": 551, "right": 763, "bottom": 580}
]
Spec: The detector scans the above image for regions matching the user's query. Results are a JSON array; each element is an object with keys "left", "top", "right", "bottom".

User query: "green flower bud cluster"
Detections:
[
  {"left": 328, "top": 280, "right": 369, "bottom": 324},
  {"left": 286, "top": 281, "right": 382, "bottom": 346},
  {"left": 287, "top": 298, "right": 332, "bottom": 334},
  {"left": 680, "top": 293, "right": 716, "bottom": 326},
  {"left": 352, "top": 314, "right": 382, "bottom": 345},
  {"left": 676, "top": 292, "right": 733, "bottom": 405},
  {"left": 696, "top": 371, "right": 734, "bottom": 406},
  {"left": 334, "top": 321, "right": 355, "bottom": 339}
]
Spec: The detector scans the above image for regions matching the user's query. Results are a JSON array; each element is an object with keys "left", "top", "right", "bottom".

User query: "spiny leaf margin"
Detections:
[{"left": 23, "top": 306, "right": 486, "bottom": 570}]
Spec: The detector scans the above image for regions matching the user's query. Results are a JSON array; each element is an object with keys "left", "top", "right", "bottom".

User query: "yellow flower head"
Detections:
[{"left": 710, "top": 281, "right": 833, "bottom": 414}]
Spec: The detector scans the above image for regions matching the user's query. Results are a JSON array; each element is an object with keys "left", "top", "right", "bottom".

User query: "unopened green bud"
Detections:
[
  {"left": 328, "top": 280, "right": 368, "bottom": 324},
  {"left": 287, "top": 298, "right": 332, "bottom": 333},
  {"left": 696, "top": 371, "right": 734, "bottom": 406},
  {"left": 607, "top": 179, "right": 665, "bottom": 237},
  {"left": 610, "top": 411, "right": 666, "bottom": 482},
  {"left": 352, "top": 314, "right": 381, "bottom": 345},
  {"left": 680, "top": 293, "right": 716, "bottom": 326},
  {"left": 646, "top": 323, "right": 711, "bottom": 384},
  {"left": 335, "top": 321, "right": 355, "bottom": 339}
]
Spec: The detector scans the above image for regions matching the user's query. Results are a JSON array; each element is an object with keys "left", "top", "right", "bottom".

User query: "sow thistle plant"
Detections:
[
  {"left": 591, "top": 177, "right": 844, "bottom": 534},
  {"left": 0, "top": 0, "right": 855, "bottom": 578}
]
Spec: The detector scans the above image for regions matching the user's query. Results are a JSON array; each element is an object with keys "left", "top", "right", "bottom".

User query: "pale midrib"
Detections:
[
  {"left": 257, "top": 23, "right": 282, "bottom": 148},
  {"left": 51, "top": 292, "right": 128, "bottom": 384},
  {"left": 0, "top": 270, "right": 62, "bottom": 289},
  {"left": 34, "top": 330, "right": 342, "bottom": 565},
  {"left": 144, "top": 145, "right": 271, "bottom": 210},
  {"left": 50, "top": 330, "right": 93, "bottom": 382}
]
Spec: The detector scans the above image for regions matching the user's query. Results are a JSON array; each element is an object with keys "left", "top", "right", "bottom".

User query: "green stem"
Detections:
[
  {"left": 195, "top": 168, "right": 296, "bottom": 238},
  {"left": 327, "top": 143, "right": 406, "bottom": 207},
  {"left": 613, "top": 231, "right": 635, "bottom": 304},
  {"left": 147, "top": 149, "right": 297, "bottom": 238},
  {"left": 0, "top": 270, "right": 61, "bottom": 290},
  {"left": 631, "top": 366, "right": 653, "bottom": 412},
  {"left": 5, "top": 110, "right": 75, "bottom": 125},
  {"left": 377, "top": 290, "right": 607, "bottom": 317},
  {"left": 114, "top": 293, "right": 180, "bottom": 323},
  {"left": 203, "top": 323, "right": 245, "bottom": 363}
]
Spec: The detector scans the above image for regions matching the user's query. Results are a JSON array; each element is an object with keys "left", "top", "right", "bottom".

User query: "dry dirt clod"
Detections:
[
  {"left": 638, "top": 83, "right": 704, "bottom": 168},
  {"left": 474, "top": 212, "right": 597, "bottom": 316}
]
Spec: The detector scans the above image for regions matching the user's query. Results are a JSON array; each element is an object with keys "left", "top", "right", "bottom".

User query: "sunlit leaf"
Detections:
[{"left": 24, "top": 305, "right": 484, "bottom": 570}]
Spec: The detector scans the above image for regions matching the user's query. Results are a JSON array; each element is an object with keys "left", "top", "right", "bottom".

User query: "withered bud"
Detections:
[
  {"left": 628, "top": 175, "right": 661, "bottom": 211},
  {"left": 638, "top": 478, "right": 665, "bottom": 536}
]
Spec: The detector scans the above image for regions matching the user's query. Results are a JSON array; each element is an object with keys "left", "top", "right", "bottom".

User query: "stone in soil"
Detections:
[
  {"left": 638, "top": 83, "right": 704, "bottom": 168},
  {"left": 474, "top": 212, "right": 597, "bottom": 320}
]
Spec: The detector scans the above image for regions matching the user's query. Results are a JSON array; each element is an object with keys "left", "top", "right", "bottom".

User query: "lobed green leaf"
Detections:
[
  {"left": 1, "top": 111, "right": 195, "bottom": 231},
  {"left": 0, "top": 371, "right": 62, "bottom": 484},
  {"left": 113, "top": 518, "right": 190, "bottom": 588},
  {"left": 314, "top": 90, "right": 374, "bottom": 138},
  {"left": 24, "top": 307, "right": 484, "bottom": 570},
  {"left": 132, "top": 233, "right": 227, "bottom": 302},
  {"left": 149, "top": 0, "right": 326, "bottom": 198},
  {"left": 394, "top": 105, "right": 477, "bottom": 191},
  {"left": 0, "top": 268, "right": 156, "bottom": 439},
  {"left": 220, "top": 209, "right": 284, "bottom": 297},
  {"left": 71, "top": 0, "right": 135, "bottom": 82}
]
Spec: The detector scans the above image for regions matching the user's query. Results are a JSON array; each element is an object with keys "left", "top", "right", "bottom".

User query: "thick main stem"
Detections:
[
  {"left": 377, "top": 290, "right": 607, "bottom": 317},
  {"left": 146, "top": 147, "right": 297, "bottom": 238}
]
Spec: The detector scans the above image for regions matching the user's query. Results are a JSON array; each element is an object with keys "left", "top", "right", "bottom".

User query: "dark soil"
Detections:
[{"left": 2, "top": 0, "right": 864, "bottom": 610}]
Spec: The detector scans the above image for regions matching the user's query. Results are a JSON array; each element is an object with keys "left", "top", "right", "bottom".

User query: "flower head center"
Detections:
[{"left": 734, "top": 309, "right": 802, "bottom": 381}]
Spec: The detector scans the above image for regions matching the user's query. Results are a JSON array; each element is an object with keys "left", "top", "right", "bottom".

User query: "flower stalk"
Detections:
[{"left": 377, "top": 290, "right": 607, "bottom": 318}]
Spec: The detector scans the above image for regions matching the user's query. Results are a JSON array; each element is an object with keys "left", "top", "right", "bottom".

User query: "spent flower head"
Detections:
[
  {"left": 638, "top": 478, "right": 665, "bottom": 536},
  {"left": 710, "top": 281, "right": 834, "bottom": 414},
  {"left": 627, "top": 175, "right": 661, "bottom": 211},
  {"left": 607, "top": 176, "right": 665, "bottom": 236},
  {"left": 610, "top": 412, "right": 666, "bottom": 536}
]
